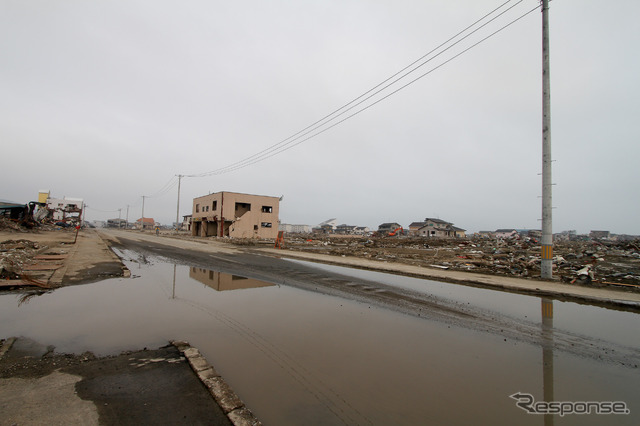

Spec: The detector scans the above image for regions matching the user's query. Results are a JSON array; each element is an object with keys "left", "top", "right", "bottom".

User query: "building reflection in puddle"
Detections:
[{"left": 188, "top": 267, "right": 275, "bottom": 292}]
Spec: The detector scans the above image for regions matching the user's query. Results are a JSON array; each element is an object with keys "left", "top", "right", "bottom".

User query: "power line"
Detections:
[
  {"left": 188, "top": 0, "right": 522, "bottom": 178},
  {"left": 188, "top": 1, "right": 538, "bottom": 177},
  {"left": 146, "top": 176, "right": 179, "bottom": 198}
]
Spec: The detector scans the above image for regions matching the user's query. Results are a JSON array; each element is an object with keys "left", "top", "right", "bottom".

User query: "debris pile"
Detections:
[
  {"left": 282, "top": 235, "right": 640, "bottom": 289},
  {"left": 0, "top": 217, "right": 28, "bottom": 232},
  {"left": 0, "top": 239, "right": 57, "bottom": 289},
  {"left": 0, "top": 239, "right": 42, "bottom": 280}
]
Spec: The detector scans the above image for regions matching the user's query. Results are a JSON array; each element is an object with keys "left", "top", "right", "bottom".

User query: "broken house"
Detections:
[
  {"left": 336, "top": 224, "right": 358, "bottom": 235},
  {"left": 191, "top": 191, "right": 280, "bottom": 239},
  {"left": 0, "top": 200, "right": 27, "bottom": 221},
  {"left": 354, "top": 226, "right": 371, "bottom": 235},
  {"left": 136, "top": 217, "right": 155, "bottom": 230},
  {"left": 312, "top": 219, "right": 337, "bottom": 234},
  {"left": 377, "top": 223, "right": 403, "bottom": 234},
  {"left": 182, "top": 214, "right": 192, "bottom": 231},
  {"left": 107, "top": 218, "right": 128, "bottom": 228},
  {"left": 414, "top": 218, "right": 466, "bottom": 238},
  {"left": 46, "top": 197, "right": 84, "bottom": 225}
]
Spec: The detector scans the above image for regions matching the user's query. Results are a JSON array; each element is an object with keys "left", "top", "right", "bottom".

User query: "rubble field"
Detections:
[
  {"left": 271, "top": 235, "right": 640, "bottom": 290},
  {"left": 0, "top": 219, "right": 79, "bottom": 290}
]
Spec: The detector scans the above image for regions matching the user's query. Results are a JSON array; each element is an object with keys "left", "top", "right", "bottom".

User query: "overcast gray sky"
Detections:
[{"left": 2, "top": 0, "right": 639, "bottom": 234}]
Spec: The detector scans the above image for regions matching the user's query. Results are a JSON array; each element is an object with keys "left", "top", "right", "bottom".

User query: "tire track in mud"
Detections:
[
  {"left": 172, "top": 296, "right": 372, "bottom": 425},
  {"left": 112, "top": 244, "right": 372, "bottom": 425}
]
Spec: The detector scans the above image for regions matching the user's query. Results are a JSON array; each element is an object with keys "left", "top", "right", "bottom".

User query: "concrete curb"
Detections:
[
  {"left": 171, "top": 341, "right": 261, "bottom": 426},
  {"left": 93, "top": 230, "right": 131, "bottom": 279},
  {"left": 252, "top": 247, "right": 640, "bottom": 312}
]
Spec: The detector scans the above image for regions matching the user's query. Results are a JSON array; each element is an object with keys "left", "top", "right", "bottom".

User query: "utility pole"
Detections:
[
  {"left": 141, "top": 196, "right": 146, "bottom": 231},
  {"left": 118, "top": 208, "right": 122, "bottom": 228},
  {"left": 126, "top": 205, "right": 129, "bottom": 229},
  {"left": 175, "top": 175, "right": 183, "bottom": 231},
  {"left": 541, "top": 0, "right": 553, "bottom": 279}
]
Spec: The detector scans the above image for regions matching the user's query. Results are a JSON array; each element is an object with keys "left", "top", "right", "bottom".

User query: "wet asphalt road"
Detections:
[{"left": 108, "top": 234, "right": 640, "bottom": 368}]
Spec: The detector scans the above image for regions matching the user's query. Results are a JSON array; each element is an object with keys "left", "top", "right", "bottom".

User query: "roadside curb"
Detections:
[
  {"left": 93, "top": 230, "right": 131, "bottom": 279},
  {"left": 252, "top": 248, "right": 640, "bottom": 312},
  {"left": 171, "top": 341, "right": 261, "bottom": 426}
]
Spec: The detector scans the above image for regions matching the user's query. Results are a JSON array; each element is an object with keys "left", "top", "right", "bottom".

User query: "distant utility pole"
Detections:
[
  {"left": 141, "top": 196, "right": 146, "bottom": 230},
  {"left": 126, "top": 205, "right": 129, "bottom": 229},
  {"left": 175, "top": 175, "right": 183, "bottom": 231},
  {"left": 118, "top": 208, "right": 122, "bottom": 228},
  {"left": 541, "top": 0, "right": 553, "bottom": 279}
]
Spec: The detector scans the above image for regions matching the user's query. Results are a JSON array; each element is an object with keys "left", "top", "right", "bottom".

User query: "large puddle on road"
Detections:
[
  {"left": 291, "top": 260, "right": 640, "bottom": 348},
  {"left": 1, "top": 251, "right": 639, "bottom": 425}
]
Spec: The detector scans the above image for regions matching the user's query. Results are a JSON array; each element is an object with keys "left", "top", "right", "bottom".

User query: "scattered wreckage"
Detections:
[
  {"left": 0, "top": 218, "right": 77, "bottom": 290},
  {"left": 1, "top": 196, "right": 83, "bottom": 231},
  {"left": 279, "top": 235, "right": 640, "bottom": 289}
]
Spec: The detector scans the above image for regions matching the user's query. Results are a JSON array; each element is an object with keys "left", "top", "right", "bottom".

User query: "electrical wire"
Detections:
[
  {"left": 146, "top": 175, "right": 179, "bottom": 198},
  {"left": 188, "top": 1, "right": 538, "bottom": 177},
  {"left": 187, "top": 0, "right": 522, "bottom": 178}
]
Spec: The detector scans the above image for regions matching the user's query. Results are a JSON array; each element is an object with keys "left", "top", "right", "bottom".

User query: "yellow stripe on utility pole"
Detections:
[
  {"left": 541, "top": 245, "right": 553, "bottom": 260},
  {"left": 541, "top": 299, "right": 553, "bottom": 319}
]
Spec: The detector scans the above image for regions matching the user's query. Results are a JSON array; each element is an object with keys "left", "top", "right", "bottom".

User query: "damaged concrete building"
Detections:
[
  {"left": 191, "top": 191, "right": 280, "bottom": 239},
  {"left": 45, "top": 196, "right": 84, "bottom": 226}
]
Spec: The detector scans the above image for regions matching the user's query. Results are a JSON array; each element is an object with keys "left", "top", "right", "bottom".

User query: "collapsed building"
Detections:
[
  {"left": 45, "top": 197, "right": 84, "bottom": 226},
  {"left": 191, "top": 191, "right": 280, "bottom": 239},
  {"left": 0, "top": 200, "right": 28, "bottom": 221},
  {"left": 1, "top": 191, "right": 84, "bottom": 229}
]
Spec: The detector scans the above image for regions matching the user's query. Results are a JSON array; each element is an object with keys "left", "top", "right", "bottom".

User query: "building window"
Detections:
[
  {"left": 212, "top": 201, "right": 217, "bottom": 210},
  {"left": 261, "top": 222, "right": 272, "bottom": 228},
  {"left": 254, "top": 225, "right": 258, "bottom": 230},
  {"left": 196, "top": 204, "right": 200, "bottom": 213},
  {"left": 235, "top": 202, "right": 251, "bottom": 211},
  {"left": 261, "top": 206, "right": 273, "bottom": 213}
]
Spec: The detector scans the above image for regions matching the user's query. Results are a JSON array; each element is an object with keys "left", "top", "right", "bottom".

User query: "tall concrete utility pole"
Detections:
[
  {"left": 141, "top": 196, "right": 146, "bottom": 231},
  {"left": 541, "top": 0, "right": 553, "bottom": 279},
  {"left": 175, "top": 175, "right": 183, "bottom": 231}
]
